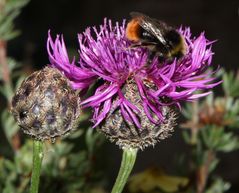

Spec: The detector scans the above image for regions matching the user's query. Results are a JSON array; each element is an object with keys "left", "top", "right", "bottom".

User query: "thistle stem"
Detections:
[
  {"left": 111, "top": 148, "right": 137, "bottom": 193},
  {"left": 30, "top": 140, "right": 44, "bottom": 193}
]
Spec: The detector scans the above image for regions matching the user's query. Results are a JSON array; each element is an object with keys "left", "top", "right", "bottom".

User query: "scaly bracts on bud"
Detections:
[{"left": 11, "top": 67, "right": 81, "bottom": 141}]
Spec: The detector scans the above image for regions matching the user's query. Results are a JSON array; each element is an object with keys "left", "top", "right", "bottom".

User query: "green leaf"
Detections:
[
  {"left": 1, "top": 109, "right": 19, "bottom": 140},
  {"left": 205, "top": 178, "right": 230, "bottom": 193},
  {"left": 3, "top": 159, "right": 16, "bottom": 171},
  {"left": 86, "top": 127, "right": 104, "bottom": 154},
  {"left": 201, "top": 126, "right": 239, "bottom": 152},
  {"left": 208, "top": 158, "right": 219, "bottom": 173},
  {"left": 216, "top": 133, "right": 239, "bottom": 152},
  {"left": 182, "top": 130, "right": 191, "bottom": 144},
  {"left": 0, "top": 0, "right": 30, "bottom": 40},
  {"left": 181, "top": 102, "right": 193, "bottom": 119},
  {"left": 222, "top": 71, "right": 239, "bottom": 97},
  {"left": 67, "top": 129, "right": 84, "bottom": 139}
]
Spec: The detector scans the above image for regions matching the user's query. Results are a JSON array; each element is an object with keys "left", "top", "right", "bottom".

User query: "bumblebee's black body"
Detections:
[{"left": 126, "top": 12, "right": 186, "bottom": 63}]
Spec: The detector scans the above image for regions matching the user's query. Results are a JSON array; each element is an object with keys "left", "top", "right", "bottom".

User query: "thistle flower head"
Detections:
[
  {"left": 47, "top": 19, "right": 220, "bottom": 149},
  {"left": 11, "top": 67, "right": 81, "bottom": 141}
]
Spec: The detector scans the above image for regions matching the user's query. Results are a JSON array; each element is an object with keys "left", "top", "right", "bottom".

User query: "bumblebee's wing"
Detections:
[{"left": 130, "top": 12, "right": 170, "bottom": 46}]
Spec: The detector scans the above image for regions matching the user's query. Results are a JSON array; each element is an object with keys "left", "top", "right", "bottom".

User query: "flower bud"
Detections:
[
  {"left": 99, "top": 80, "right": 176, "bottom": 150},
  {"left": 11, "top": 67, "right": 81, "bottom": 141}
]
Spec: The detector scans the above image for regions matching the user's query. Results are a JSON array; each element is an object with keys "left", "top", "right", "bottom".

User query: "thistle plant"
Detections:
[{"left": 47, "top": 18, "right": 220, "bottom": 193}]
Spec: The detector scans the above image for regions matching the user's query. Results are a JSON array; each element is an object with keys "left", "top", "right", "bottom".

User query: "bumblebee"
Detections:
[{"left": 126, "top": 12, "right": 186, "bottom": 63}]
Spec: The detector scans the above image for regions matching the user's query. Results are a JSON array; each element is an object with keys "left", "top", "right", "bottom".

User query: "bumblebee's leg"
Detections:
[
  {"left": 129, "top": 43, "right": 142, "bottom": 48},
  {"left": 133, "top": 42, "right": 158, "bottom": 66},
  {"left": 155, "top": 52, "right": 166, "bottom": 63},
  {"left": 145, "top": 51, "right": 157, "bottom": 66},
  {"left": 127, "top": 42, "right": 161, "bottom": 66},
  {"left": 129, "top": 41, "right": 157, "bottom": 49}
]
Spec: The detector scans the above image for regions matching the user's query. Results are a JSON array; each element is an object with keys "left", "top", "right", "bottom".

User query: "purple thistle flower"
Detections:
[{"left": 47, "top": 18, "right": 220, "bottom": 134}]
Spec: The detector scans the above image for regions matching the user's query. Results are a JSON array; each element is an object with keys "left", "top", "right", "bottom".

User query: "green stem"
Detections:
[
  {"left": 111, "top": 148, "right": 138, "bottom": 193},
  {"left": 30, "top": 140, "right": 44, "bottom": 193}
]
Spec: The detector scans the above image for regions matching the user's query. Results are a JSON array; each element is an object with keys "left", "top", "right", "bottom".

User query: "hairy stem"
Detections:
[
  {"left": 30, "top": 140, "right": 44, "bottom": 193},
  {"left": 111, "top": 148, "right": 137, "bottom": 193}
]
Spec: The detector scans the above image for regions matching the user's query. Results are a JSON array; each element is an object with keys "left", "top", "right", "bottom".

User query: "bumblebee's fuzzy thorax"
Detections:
[{"left": 126, "top": 12, "right": 187, "bottom": 62}]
